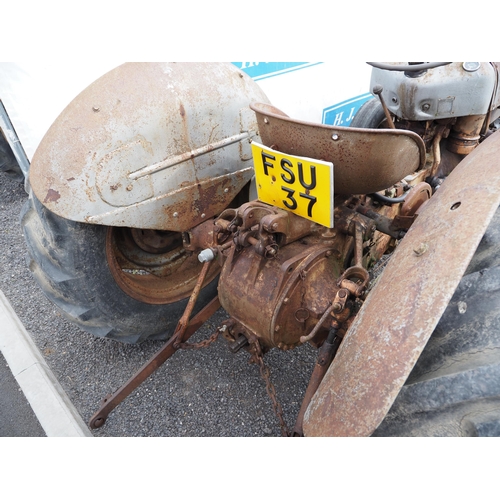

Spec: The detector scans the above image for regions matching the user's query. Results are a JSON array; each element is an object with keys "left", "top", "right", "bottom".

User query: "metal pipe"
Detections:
[
  {"left": 173, "top": 260, "right": 213, "bottom": 346},
  {"left": 372, "top": 85, "right": 396, "bottom": 129},
  {"left": 300, "top": 304, "right": 335, "bottom": 344},
  {"left": 88, "top": 295, "right": 221, "bottom": 429},
  {"left": 367, "top": 62, "right": 451, "bottom": 72},
  {"left": 430, "top": 126, "right": 445, "bottom": 177},
  {"left": 355, "top": 205, "right": 402, "bottom": 239},
  {"left": 354, "top": 221, "right": 364, "bottom": 268}
]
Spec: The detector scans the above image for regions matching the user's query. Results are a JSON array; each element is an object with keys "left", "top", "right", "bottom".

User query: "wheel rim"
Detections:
[{"left": 106, "top": 226, "right": 219, "bottom": 305}]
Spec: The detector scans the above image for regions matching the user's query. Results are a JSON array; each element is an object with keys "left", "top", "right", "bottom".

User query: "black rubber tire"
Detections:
[
  {"left": 21, "top": 194, "right": 219, "bottom": 344},
  {"left": 350, "top": 98, "right": 386, "bottom": 129},
  {"left": 374, "top": 205, "right": 500, "bottom": 436},
  {"left": 0, "top": 136, "right": 24, "bottom": 183}
]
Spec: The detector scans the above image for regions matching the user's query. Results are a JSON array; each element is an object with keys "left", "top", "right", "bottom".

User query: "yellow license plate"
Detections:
[{"left": 251, "top": 142, "right": 334, "bottom": 228}]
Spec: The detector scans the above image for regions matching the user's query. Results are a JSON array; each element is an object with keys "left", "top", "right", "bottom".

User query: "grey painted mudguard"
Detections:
[
  {"left": 303, "top": 130, "right": 500, "bottom": 436},
  {"left": 29, "top": 62, "right": 270, "bottom": 232}
]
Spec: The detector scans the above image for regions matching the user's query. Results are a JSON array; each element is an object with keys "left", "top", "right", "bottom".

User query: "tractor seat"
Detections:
[{"left": 250, "top": 102, "right": 426, "bottom": 195}]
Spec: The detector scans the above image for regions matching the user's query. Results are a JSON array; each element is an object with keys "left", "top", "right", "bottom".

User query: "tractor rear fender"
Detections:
[
  {"left": 29, "top": 63, "right": 270, "bottom": 232},
  {"left": 303, "top": 130, "right": 500, "bottom": 436}
]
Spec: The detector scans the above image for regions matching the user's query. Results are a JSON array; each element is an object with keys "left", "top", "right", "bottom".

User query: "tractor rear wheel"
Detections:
[
  {"left": 374, "top": 206, "right": 500, "bottom": 436},
  {"left": 21, "top": 193, "right": 219, "bottom": 344}
]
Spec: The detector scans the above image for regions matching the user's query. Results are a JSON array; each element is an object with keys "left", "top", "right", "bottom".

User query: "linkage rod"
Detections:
[{"left": 89, "top": 262, "right": 219, "bottom": 429}]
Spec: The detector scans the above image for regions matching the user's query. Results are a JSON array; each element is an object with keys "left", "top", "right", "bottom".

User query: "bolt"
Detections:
[
  {"left": 391, "top": 97, "right": 398, "bottom": 104},
  {"left": 126, "top": 184, "right": 133, "bottom": 191},
  {"left": 413, "top": 242, "right": 429, "bottom": 256},
  {"left": 266, "top": 247, "right": 277, "bottom": 257},
  {"left": 92, "top": 106, "right": 100, "bottom": 112},
  {"left": 332, "top": 303, "right": 343, "bottom": 313},
  {"left": 224, "top": 188, "right": 229, "bottom": 193},
  {"left": 201, "top": 213, "right": 206, "bottom": 218},
  {"left": 421, "top": 103, "right": 431, "bottom": 112},
  {"left": 332, "top": 134, "right": 339, "bottom": 141},
  {"left": 173, "top": 212, "right": 179, "bottom": 218}
]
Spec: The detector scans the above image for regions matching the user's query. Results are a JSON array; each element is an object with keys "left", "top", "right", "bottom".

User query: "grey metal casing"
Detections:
[
  {"left": 28, "top": 63, "right": 271, "bottom": 232},
  {"left": 370, "top": 62, "right": 498, "bottom": 121}
]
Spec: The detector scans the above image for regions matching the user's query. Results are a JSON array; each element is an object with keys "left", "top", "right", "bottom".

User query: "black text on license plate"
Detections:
[{"left": 251, "top": 142, "right": 334, "bottom": 228}]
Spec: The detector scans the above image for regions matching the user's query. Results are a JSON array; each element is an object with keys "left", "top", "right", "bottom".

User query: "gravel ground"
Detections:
[{"left": 0, "top": 174, "right": 319, "bottom": 437}]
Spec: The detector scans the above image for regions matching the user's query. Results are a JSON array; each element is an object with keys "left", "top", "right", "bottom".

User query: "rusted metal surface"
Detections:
[
  {"left": 293, "top": 332, "right": 342, "bottom": 436},
  {"left": 89, "top": 278, "right": 221, "bottom": 429},
  {"left": 303, "top": 130, "right": 500, "bottom": 436},
  {"left": 219, "top": 238, "right": 341, "bottom": 350},
  {"left": 106, "top": 225, "right": 220, "bottom": 304},
  {"left": 217, "top": 198, "right": 396, "bottom": 351},
  {"left": 172, "top": 260, "right": 214, "bottom": 347},
  {"left": 448, "top": 114, "right": 487, "bottom": 154},
  {"left": 183, "top": 218, "right": 217, "bottom": 252},
  {"left": 400, "top": 182, "right": 432, "bottom": 217},
  {"left": 250, "top": 102, "right": 425, "bottom": 195},
  {"left": 29, "top": 63, "right": 270, "bottom": 231},
  {"left": 217, "top": 202, "right": 349, "bottom": 350}
]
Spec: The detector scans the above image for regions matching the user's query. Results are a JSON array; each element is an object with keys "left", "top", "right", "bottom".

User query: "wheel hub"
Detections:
[{"left": 106, "top": 227, "right": 219, "bottom": 305}]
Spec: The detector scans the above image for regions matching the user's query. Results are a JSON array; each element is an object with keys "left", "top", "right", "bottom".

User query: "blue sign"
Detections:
[
  {"left": 322, "top": 93, "right": 373, "bottom": 127},
  {"left": 234, "top": 62, "right": 373, "bottom": 127},
  {"left": 233, "top": 62, "right": 322, "bottom": 81}
]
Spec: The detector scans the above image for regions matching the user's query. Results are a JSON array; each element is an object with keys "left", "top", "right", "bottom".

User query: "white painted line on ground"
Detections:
[{"left": 0, "top": 290, "right": 92, "bottom": 437}]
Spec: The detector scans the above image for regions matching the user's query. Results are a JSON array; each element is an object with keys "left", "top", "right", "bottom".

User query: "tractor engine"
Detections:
[
  {"left": 196, "top": 99, "right": 432, "bottom": 355},
  {"left": 212, "top": 198, "right": 394, "bottom": 352}
]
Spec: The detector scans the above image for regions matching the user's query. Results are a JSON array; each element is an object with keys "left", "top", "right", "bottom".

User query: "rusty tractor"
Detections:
[{"left": 21, "top": 62, "right": 500, "bottom": 436}]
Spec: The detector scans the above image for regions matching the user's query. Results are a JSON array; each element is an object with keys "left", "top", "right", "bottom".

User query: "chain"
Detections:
[
  {"left": 176, "top": 325, "right": 225, "bottom": 350},
  {"left": 251, "top": 340, "right": 290, "bottom": 437},
  {"left": 179, "top": 325, "right": 289, "bottom": 436}
]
